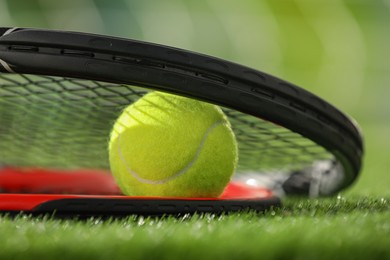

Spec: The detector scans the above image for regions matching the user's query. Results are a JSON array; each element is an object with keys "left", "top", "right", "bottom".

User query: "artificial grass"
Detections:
[{"left": 0, "top": 197, "right": 388, "bottom": 260}]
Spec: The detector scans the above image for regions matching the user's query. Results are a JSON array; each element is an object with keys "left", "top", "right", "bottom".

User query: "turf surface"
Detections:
[{"left": 0, "top": 198, "right": 388, "bottom": 260}]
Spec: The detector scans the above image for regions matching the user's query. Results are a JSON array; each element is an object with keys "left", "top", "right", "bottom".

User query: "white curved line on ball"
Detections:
[{"left": 117, "top": 120, "right": 224, "bottom": 185}]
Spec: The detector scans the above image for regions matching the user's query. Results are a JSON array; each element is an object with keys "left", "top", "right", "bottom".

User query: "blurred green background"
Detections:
[{"left": 0, "top": 0, "right": 389, "bottom": 196}]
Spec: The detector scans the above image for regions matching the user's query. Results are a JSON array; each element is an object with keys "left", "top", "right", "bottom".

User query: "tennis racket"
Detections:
[{"left": 0, "top": 27, "right": 363, "bottom": 216}]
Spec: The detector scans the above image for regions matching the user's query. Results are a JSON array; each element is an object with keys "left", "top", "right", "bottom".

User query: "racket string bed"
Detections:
[{"left": 1, "top": 74, "right": 337, "bottom": 197}]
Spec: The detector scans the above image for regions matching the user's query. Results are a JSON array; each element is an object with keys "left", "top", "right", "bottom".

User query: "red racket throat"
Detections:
[{"left": 0, "top": 167, "right": 279, "bottom": 216}]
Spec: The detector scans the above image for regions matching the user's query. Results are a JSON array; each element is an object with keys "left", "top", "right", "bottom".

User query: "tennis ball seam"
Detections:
[{"left": 117, "top": 119, "right": 225, "bottom": 185}]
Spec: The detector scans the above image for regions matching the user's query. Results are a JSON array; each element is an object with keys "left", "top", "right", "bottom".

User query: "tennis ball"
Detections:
[{"left": 108, "top": 91, "right": 238, "bottom": 197}]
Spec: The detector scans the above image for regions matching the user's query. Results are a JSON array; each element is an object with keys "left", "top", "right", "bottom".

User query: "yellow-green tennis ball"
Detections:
[{"left": 108, "top": 91, "right": 238, "bottom": 198}]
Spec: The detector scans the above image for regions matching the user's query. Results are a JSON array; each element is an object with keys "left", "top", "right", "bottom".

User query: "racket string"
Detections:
[{"left": 0, "top": 74, "right": 333, "bottom": 174}]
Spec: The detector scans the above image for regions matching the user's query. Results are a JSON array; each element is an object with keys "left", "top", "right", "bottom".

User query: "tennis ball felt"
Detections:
[{"left": 108, "top": 91, "right": 238, "bottom": 198}]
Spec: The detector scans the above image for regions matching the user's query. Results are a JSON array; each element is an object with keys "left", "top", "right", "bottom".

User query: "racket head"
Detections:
[{"left": 0, "top": 27, "right": 363, "bottom": 207}]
